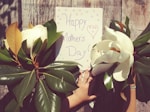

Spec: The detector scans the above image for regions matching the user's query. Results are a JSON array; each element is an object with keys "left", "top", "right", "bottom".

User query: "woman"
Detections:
[
  {"left": 62, "top": 70, "right": 136, "bottom": 112},
  {"left": 62, "top": 70, "right": 96, "bottom": 112}
]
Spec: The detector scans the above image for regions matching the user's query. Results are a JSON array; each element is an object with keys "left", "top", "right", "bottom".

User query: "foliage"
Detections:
[
  {"left": 105, "top": 16, "right": 150, "bottom": 102},
  {"left": 0, "top": 19, "right": 80, "bottom": 112}
]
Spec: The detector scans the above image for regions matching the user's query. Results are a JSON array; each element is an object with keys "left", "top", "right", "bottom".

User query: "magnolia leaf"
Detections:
[
  {"left": 46, "top": 83, "right": 61, "bottom": 112},
  {"left": 136, "top": 73, "right": 150, "bottom": 102},
  {"left": 137, "top": 56, "right": 150, "bottom": 65},
  {"left": 138, "top": 44, "right": 150, "bottom": 56},
  {"left": 44, "top": 69, "right": 77, "bottom": 94},
  {"left": 133, "top": 31, "right": 150, "bottom": 48},
  {"left": 138, "top": 22, "right": 150, "bottom": 37},
  {"left": 38, "top": 44, "right": 55, "bottom": 66},
  {"left": 17, "top": 41, "right": 34, "bottom": 70},
  {"left": 32, "top": 38, "right": 43, "bottom": 58},
  {"left": 5, "top": 22, "right": 22, "bottom": 55},
  {"left": 5, "top": 99, "right": 20, "bottom": 112},
  {"left": 124, "top": 16, "right": 130, "bottom": 37},
  {"left": 0, "top": 48, "right": 14, "bottom": 64},
  {"left": 13, "top": 70, "right": 36, "bottom": 107},
  {"left": 35, "top": 80, "right": 61, "bottom": 112},
  {"left": 0, "top": 65, "right": 29, "bottom": 85},
  {"left": 135, "top": 43, "right": 149, "bottom": 53},
  {"left": 43, "top": 19, "right": 62, "bottom": 49},
  {"left": 53, "top": 61, "right": 80, "bottom": 67},
  {"left": 134, "top": 61, "right": 150, "bottom": 76},
  {"left": 46, "top": 68, "right": 76, "bottom": 85},
  {"left": 135, "top": 58, "right": 150, "bottom": 102},
  {"left": 104, "top": 73, "right": 113, "bottom": 91},
  {"left": 48, "top": 61, "right": 80, "bottom": 75}
]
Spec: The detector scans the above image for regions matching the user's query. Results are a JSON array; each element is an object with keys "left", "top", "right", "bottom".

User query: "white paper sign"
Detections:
[{"left": 55, "top": 7, "right": 103, "bottom": 70}]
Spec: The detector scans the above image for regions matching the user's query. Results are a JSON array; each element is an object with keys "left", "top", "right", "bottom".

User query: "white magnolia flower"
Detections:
[
  {"left": 21, "top": 25, "right": 47, "bottom": 58},
  {"left": 22, "top": 25, "right": 47, "bottom": 49},
  {"left": 91, "top": 26, "right": 134, "bottom": 81}
]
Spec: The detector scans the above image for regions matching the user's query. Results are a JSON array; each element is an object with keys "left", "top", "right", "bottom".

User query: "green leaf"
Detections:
[
  {"left": 138, "top": 22, "right": 150, "bottom": 37},
  {"left": 138, "top": 44, "right": 150, "bottom": 56},
  {"left": 136, "top": 73, "right": 150, "bottom": 102},
  {"left": 48, "top": 61, "right": 80, "bottom": 75},
  {"left": 13, "top": 70, "right": 36, "bottom": 107},
  {"left": 43, "top": 19, "right": 62, "bottom": 49},
  {"left": 137, "top": 56, "right": 150, "bottom": 65},
  {"left": 35, "top": 80, "right": 61, "bottom": 112},
  {"left": 17, "top": 41, "right": 34, "bottom": 70},
  {"left": 32, "top": 38, "right": 43, "bottom": 58},
  {"left": 38, "top": 19, "right": 62, "bottom": 66},
  {"left": 44, "top": 69, "right": 77, "bottom": 94},
  {"left": 133, "top": 31, "right": 150, "bottom": 47},
  {"left": 0, "top": 47, "right": 14, "bottom": 64},
  {"left": 0, "top": 65, "right": 30, "bottom": 85},
  {"left": 134, "top": 43, "right": 148, "bottom": 53},
  {"left": 5, "top": 99, "right": 20, "bottom": 112},
  {"left": 104, "top": 73, "right": 113, "bottom": 91},
  {"left": 134, "top": 61, "right": 150, "bottom": 76},
  {"left": 125, "top": 16, "right": 131, "bottom": 37},
  {"left": 37, "top": 44, "right": 55, "bottom": 67}
]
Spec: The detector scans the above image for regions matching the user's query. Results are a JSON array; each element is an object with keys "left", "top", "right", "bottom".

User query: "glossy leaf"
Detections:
[
  {"left": 136, "top": 73, "right": 150, "bottom": 102},
  {"left": 5, "top": 99, "right": 20, "bottom": 112},
  {"left": 124, "top": 16, "right": 131, "bottom": 37},
  {"left": 138, "top": 44, "right": 150, "bottom": 56},
  {"left": 137, "top": 56, "right": 150, "bottom": 65},
  {"left": 17, "top": 41, "right": 34, "bottom": 70},
  {"left": 32, "top": 38, "right": 43, "bottom": 58},
  {"left": 134, "top": 43, "right": 149, "bottom": 53},
  {"left": 13, "top": 70, "right": 36, "bottom": 107},
  {"left": 35, "top": 80, "right": 61, "bottom": 112},
  {"left": 43, "top": 19, "right": 62, "bottom": 49},
  {"left": 138, "top": 22, "right": 150, "bottom": 37},
  {"left": 47, "top": 61, "right": 80, "bottom": 75},
  {"left": 133, "top": 31, "right": 150, "bottom": 48},
  {"left": 38, "top": 44, "right": 55, "bottom": 66},
  {"left": 0, "top": 65, "right": 29, "bottom": 85},
  {"left": 46, "top": 83, "right": 61, "bottom": 112},
  {"left": 134, "top": 61, "right": 150, "bottom": 76},
  {"left": 5, "top": 22, "right": 22, "bottom": 55},
  {"left": 104, "top": 73, "right": 113, "bottom": 91},
  {"left": 0, "top": 48, "right": 14, "bottom": 64},
  {"left": 44, "top": 69, "right": 77, "bottom": 93}
]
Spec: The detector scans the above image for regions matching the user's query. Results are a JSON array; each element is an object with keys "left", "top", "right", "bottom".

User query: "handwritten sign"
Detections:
[{"left": 55, "top": 7, "right": 103, "bottom": 70}]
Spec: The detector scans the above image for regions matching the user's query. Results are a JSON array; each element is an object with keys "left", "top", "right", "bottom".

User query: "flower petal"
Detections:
[
  {"left": 113, "top": 57, "right": 131, "bottom": 81},
  {"left": 22, "top": 25, "right": 47, "bottom": 48},
  {"left": 104, "top": 26, "right": 134, "bottom": 54},
  {"left": 91, "top": 40, "right": 113, "bottom": 65},
  {"left": 91, "top": 63, "right": 114, "bottom": 76},
  {"left": 95, "top": 50, "right": 121, "bottom": 64}
]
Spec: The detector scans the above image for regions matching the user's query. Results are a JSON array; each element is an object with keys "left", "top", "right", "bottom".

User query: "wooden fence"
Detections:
[{"left": 0, "top": 0, "right": 150, "bottom": 111}]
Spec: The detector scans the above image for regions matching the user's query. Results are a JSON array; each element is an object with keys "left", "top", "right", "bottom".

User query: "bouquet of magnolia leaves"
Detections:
[
  {"left": 109, "top": 17, "right": 150, "bottom": 102},
  {"left": 88, "top": 17, "right": 150, "bottom": 112},
  {"left": 0, "top": 19, "right": 80, "bottom": 112}
]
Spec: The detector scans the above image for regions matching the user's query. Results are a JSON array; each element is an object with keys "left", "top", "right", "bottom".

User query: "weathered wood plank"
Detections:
[
  {"left": 122, "top": 0, "right": 150, "bottom": 39},
  {"left": 0, "top": 0, "right": 20, "bottom": 26},
  {"left": 22, "top": 0, "right": 56, "bottom": 28}
]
